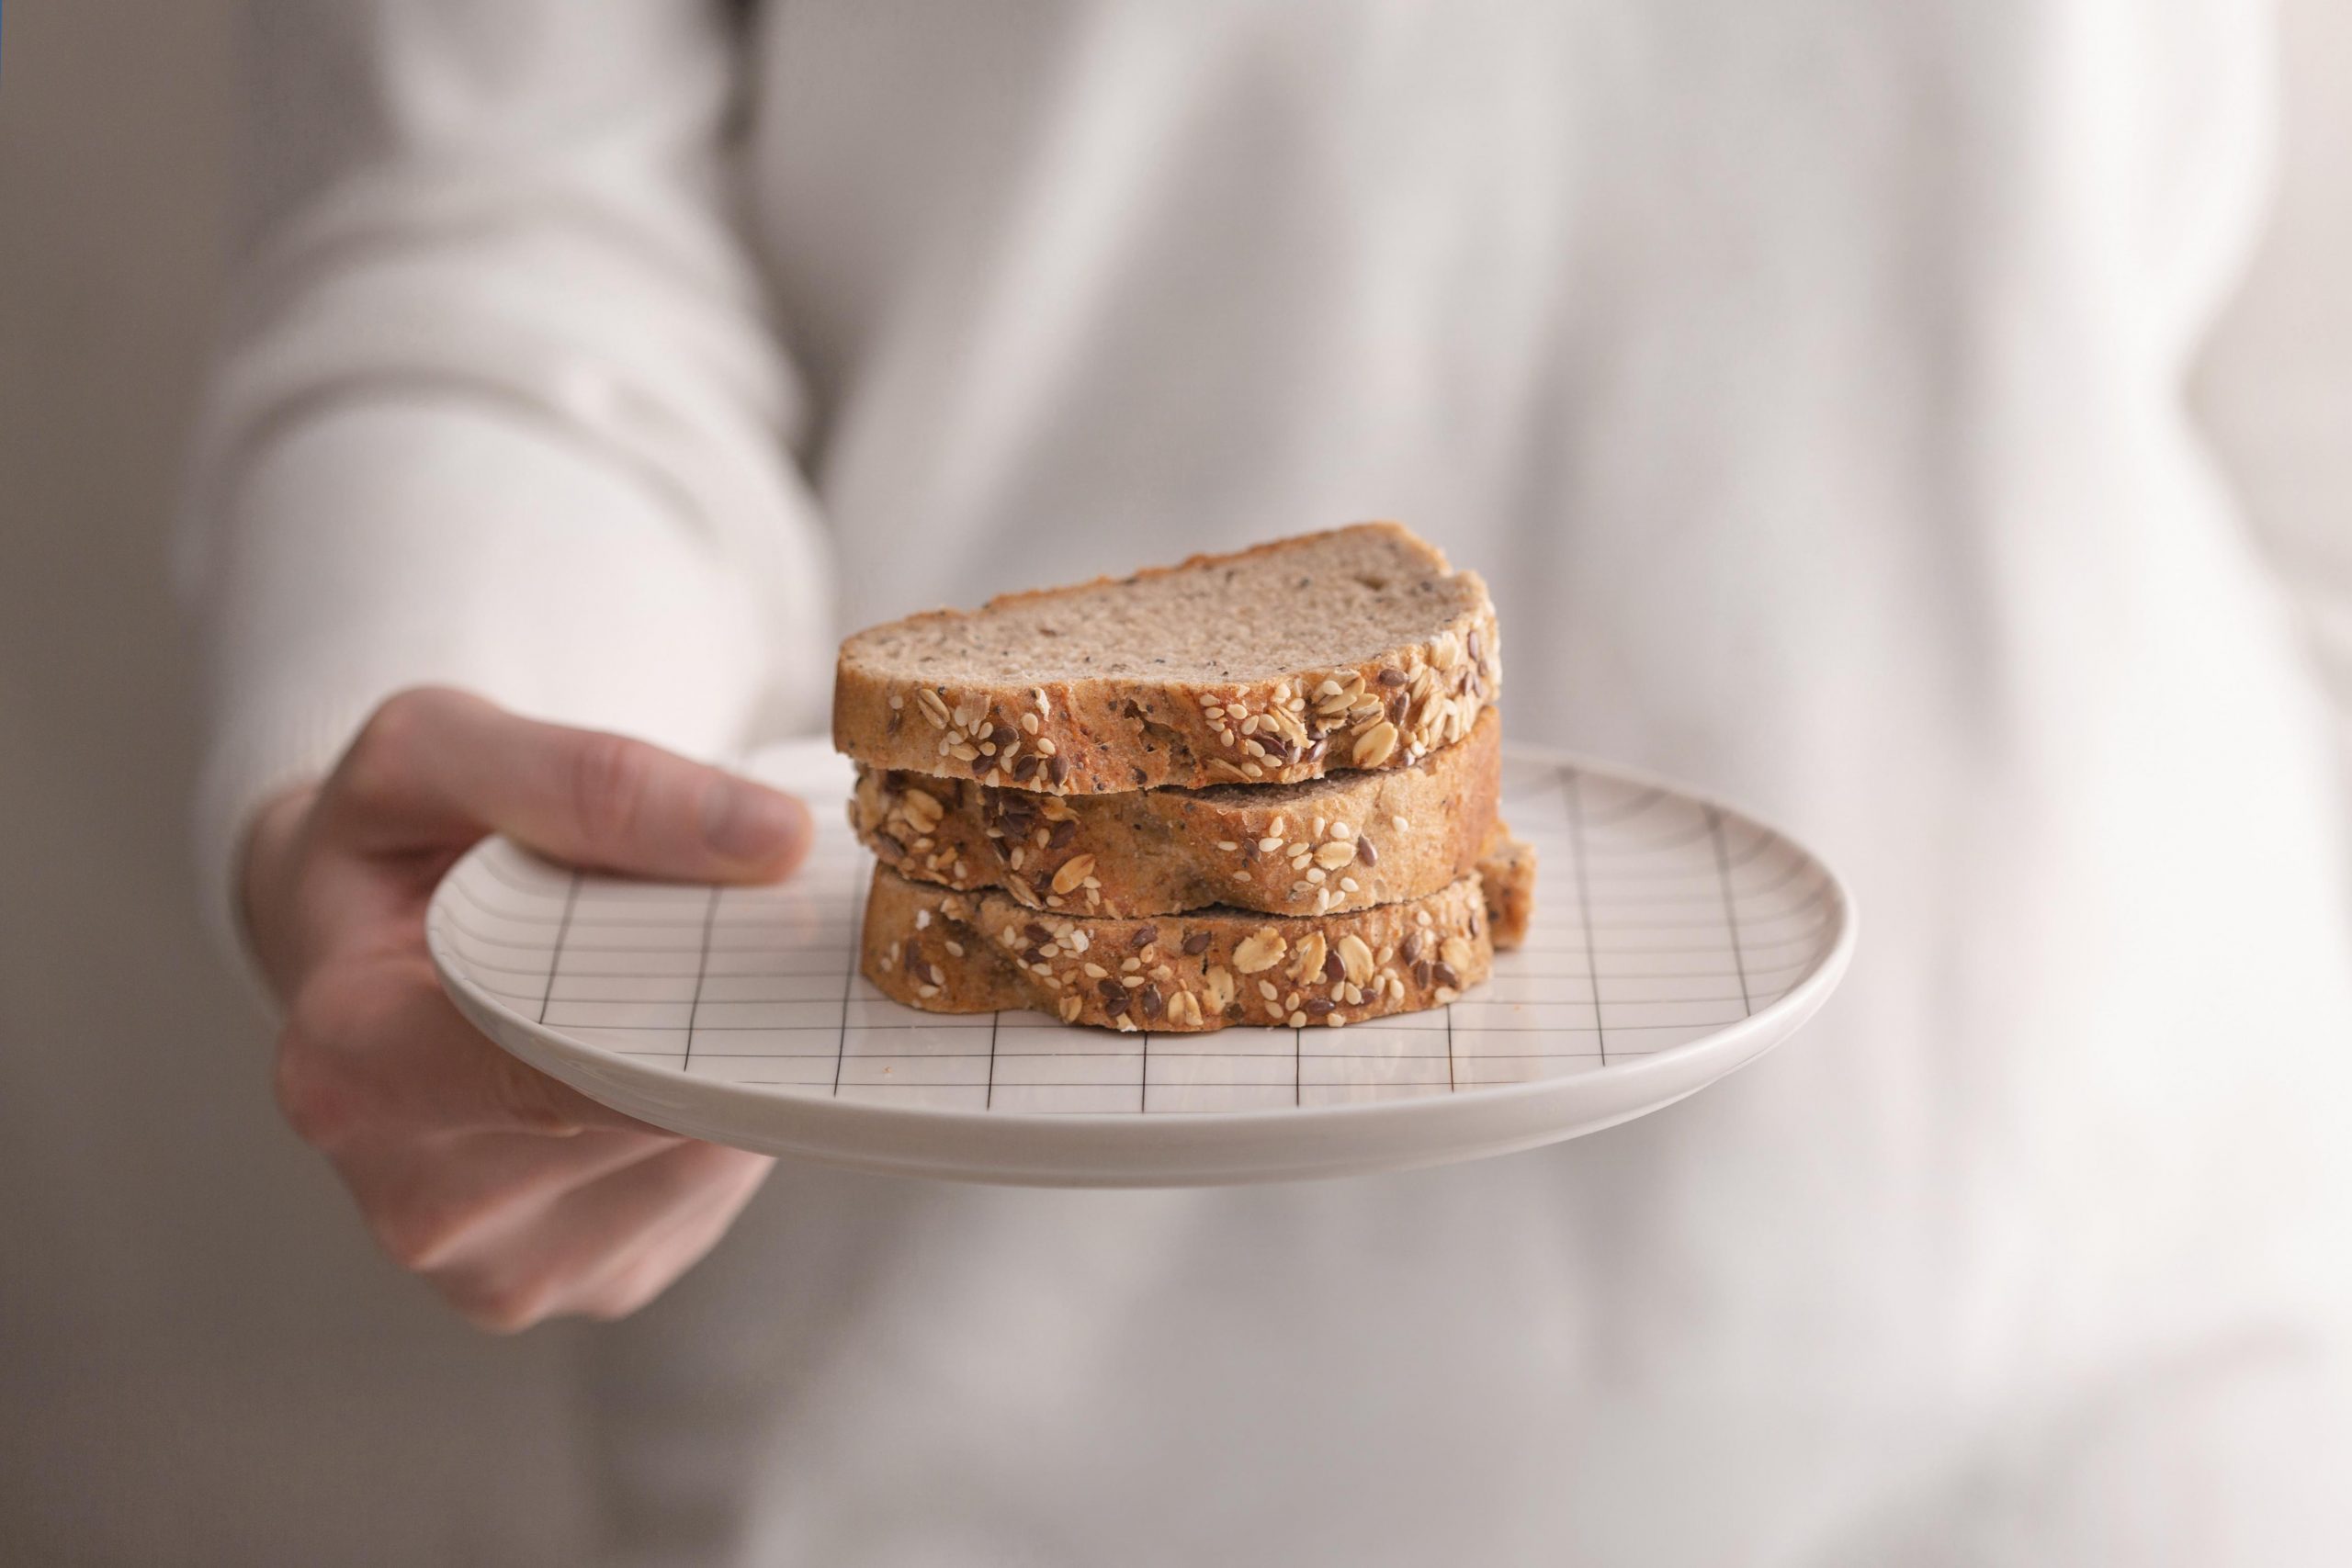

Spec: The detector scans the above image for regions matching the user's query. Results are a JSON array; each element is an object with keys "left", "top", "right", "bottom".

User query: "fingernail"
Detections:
[{"left": 700, "top": 779, "right": 803, "bottom": 865}]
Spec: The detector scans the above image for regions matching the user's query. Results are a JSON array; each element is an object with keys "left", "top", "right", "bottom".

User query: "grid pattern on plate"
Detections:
[{"left": 429, "top": 756, "right": 1839, "bottom": 1115}]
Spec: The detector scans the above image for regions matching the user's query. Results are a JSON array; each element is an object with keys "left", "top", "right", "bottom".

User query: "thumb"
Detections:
[{"left": 331, "top": 688, "right": 812, "bottom": 883}]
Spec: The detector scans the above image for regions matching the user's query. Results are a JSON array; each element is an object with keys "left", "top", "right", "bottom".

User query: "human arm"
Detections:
[{"left": 178, "top": 2, "right": 831, "bottom": 1324}]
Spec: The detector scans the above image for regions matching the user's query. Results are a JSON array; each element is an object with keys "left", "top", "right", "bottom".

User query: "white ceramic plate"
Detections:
[{"left": 428, "top": 740, "right": 1853, "bottom": 1186}]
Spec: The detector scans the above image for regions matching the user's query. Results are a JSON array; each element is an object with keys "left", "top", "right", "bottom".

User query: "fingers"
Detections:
[
  {"left": 421, "top": 1142, "right": 774, "bottom": 1332},
  {"left": 278, "top": 958, "right": 662, "bottom": 1144},
  {"left": 558, "top": 1145, "right": 774, "bottom": 1322},
  {"left": 289, "top": 959, "right": 775, "bottom": 1328},
  {"left": 334, "top": 1126, "right": 673, "bottom": 1269},
  {"left": 570, "top": 1165, "right": 764, "bottom": 1321},
  {"left": 327, "top": 686, "right": 811, "bottom": 884}
]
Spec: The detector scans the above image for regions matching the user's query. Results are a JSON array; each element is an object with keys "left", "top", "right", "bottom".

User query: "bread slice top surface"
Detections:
[{"left": 840, "top": 523, "right": 1482, "bottom": 686}]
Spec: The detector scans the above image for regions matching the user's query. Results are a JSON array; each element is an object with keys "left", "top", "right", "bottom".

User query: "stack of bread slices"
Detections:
[{"left": 831, "top": 524, "right": 1533, "bottom": 1032}]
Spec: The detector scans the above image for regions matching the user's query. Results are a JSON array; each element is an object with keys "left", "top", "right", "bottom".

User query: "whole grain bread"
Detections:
[
  {"left": 833, "top": 524, "right": 1498, "bottom": 795},
  {"left": 850, "top": 706, "right": 1502, "bottom": 919},
  {"left": 1476, "top": 829, "right": 1536, "bottom": 950},
  {"left": 862, "top": 857, "right": 1509, "bottom": 1032},
  {"left": 1472, "top": 827, "right": 1535, "bottom": 952}
]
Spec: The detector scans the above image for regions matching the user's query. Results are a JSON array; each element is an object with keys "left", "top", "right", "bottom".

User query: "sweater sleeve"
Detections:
[
  {"left": 176, "top": 0, "right": 832, "bottom": 977},
  {"left": 2196, "top": 0, "right": 2352, "bottom": 764}
]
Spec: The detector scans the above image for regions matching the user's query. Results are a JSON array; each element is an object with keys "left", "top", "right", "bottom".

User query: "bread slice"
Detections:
[
  {"left": 851, "top": 705, "right": 1502, "bottom": 920},
  {"left": 1476, "top": 829, "right": 1536, "bottom": 950},
  {"left": 833, "top": 523, "right": 1498, "bottom": 795},
  {"left": 862, "top": 857, "right": 1510, "bottom": 1032}
]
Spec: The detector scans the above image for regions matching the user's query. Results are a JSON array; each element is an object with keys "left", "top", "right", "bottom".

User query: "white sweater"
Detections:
[{"left": 186, "top": 2, "right": 2352, "bottom": 1562}]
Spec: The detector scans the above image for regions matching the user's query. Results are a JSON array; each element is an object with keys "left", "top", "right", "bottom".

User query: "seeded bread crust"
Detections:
[
  {"left": 862, "top": 861, "right": 1503, "bottom": 1032},
  {"left": 851, "top": 706, "right": 1503, "bottom": 919},
  {"left": 833, "top": 524, "right": 1499, "bottom": 795}
]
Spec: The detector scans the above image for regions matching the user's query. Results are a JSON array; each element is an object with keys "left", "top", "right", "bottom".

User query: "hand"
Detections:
[{"left": 243, "top": 687, "right": 811, "bottom": 1331}]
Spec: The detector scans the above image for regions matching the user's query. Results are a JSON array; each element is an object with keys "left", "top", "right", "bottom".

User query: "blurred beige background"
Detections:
[
  {"left": 0, "top": 2, "right": 2344, "bottom": 1562},
  {"left": 0, "top": 5, "right": 597, "bottom": 1562}
]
